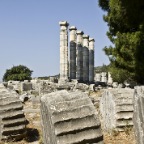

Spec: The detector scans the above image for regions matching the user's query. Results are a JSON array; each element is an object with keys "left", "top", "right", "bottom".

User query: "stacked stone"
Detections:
[
  {"left": 76, "top": 31, "right": 84, "bottom": 81},
  {"left": 59, "top": 21, "right": 69, "bottom": 82},
  {"left": 133, "top": 86, "right": 144, "bottom": 144},
  {"left": 100, "top": 88, "right": 134, "bottom": 132},
  {"left": 89, "top": 38, "right": 95, "bottom": 83},
  {"left": 0, "top": 84, "right": 27, "bottom": 141},
  {"left": 83, "top": 35, "right": 89, "bottom": 82},
  {"left": 40, "top": 90, "right": 103, "bottom": 144},
  {"left": 69, "top": 26, "right": 77, "bottom": 79}
]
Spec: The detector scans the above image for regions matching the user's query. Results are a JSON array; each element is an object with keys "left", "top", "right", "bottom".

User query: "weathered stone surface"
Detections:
[
  {"left": 69, "top": 26, "right": 77, "bottom": 80},
  {"left": 19, "top": 93, "right": 30, "bottom": 102},
  {"left": 74, "top": 83, "right": 89, "bottom": 92},
  {"left": 133, "top": 86, "right": 144, "bottom": 144},
  {"left": 0, "top": 84, "right": 27, "bottom": 141},
  {"left": 100, "top": 88, "right": 134, "bottom": 132},
  {"left": 83, "top": 35, "right": 89, "bottom": 82},
  {"left": 40, "top": 90, "right": 103, "bottom": 144},
  {"left": 39, "top": 81, "right": 58, "bottom": 94},
  {"left": 76, "top": 31, "right": 84, "bottom": 81},
  {"left": 6, "top": 81, "right": 21, "bottom": 91},
  {"left": 89, "top": 38, "right": 95, "bottom": 83},
  {"left": 21, "top": 81, "right": 32, "bottom": 91},
  {"left": 59, "top": 21, "right": 69, "bottom": 81}
]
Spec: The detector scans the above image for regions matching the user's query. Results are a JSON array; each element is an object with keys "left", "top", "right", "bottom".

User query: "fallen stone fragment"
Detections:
[
  {"left": 40, "top": 90, "right": 103, "bottom": 144},
  {"left": 0, "top": 84, "right": 27, "bottom": 142}
]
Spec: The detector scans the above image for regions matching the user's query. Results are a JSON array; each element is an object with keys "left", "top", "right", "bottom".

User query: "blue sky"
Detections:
[{"left": 0, "top": 0, "right": 111, "bottom": 81}]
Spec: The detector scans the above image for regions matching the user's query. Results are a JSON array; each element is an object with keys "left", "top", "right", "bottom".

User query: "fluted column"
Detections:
[
  {"left": 83, "top": 35, "right": 89, "bottom": 82},
  {"left": 76, "top": 31, "right": 84, "bottom": 81},
  {"left": 89, "top": 38, "right": 95, "bottom": 82},
  {"left": 59, "top": 21, "right": 69, "bottom": 81},
  {"left": 69, "top": 26, "right": 77, "bottom": 79}
]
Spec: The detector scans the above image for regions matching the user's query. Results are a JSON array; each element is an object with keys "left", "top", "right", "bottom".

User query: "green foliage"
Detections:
[
  {"left": 95, "top": 64, "right": 109, "bottom": 73},
  {"left": 99, "top": 0, "right": 144, "bottom": 84},
  {"left": 108, "top": 64, "right": 131, "bottom": 83},
  {"left": 3, "top": 65, "right": 33, "bottom": 82}
]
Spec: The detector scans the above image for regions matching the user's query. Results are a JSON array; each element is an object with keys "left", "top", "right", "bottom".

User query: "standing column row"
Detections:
[
  {"left": 59, "top": 21, "right": 69, "bottom": 81},
  {"left": 59, "top": 21, "right": 95, "bottom": 83}
]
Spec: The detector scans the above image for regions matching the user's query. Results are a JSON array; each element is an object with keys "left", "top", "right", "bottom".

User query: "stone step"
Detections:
[
  {"left": 3, "top": 117, "right": 27, "bottom": 127},
  {"left": 0, "top": 94, "right": 10, "bottom": 98},
  {"left": 116, "top": 112, "right": 133, "bottom": 119},
  {"left": 0, "top": 110, "right": 24, "bottom": 120},
  {"left": 3, "top": 125, "right": 26, "bottom": 134},
  {"left": 116, "top": 119, "right": 133, "bottom": 127},
  {"left": 0, "top": 98, "right": 20, "bottom": 105},
  {"left": 1, "top": 131, "right": 26, "bottom": 141},
  {"left": 57, "top": 128, "right": 103, "bottom": 144},
  {"left": 0, "top": 102, "right": 23, "bottom": 112},
  {"left": 51, "top": 105, "right": 96, "bottom": 124},
  {"left": 115, "top": 104, "right": 133, "bottom": 112},
  {"left": 54, "top": 114, "right": 100, "bottom": 136}
]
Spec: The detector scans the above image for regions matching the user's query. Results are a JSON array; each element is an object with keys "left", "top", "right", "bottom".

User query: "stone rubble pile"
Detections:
[{"left": 40, "top": 90, "right": 103, "bottom": 144}]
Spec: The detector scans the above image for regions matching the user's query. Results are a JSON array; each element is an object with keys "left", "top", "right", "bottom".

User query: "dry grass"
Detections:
[{"left": 104, "top": 130, "right": 136, "bottom": 144}]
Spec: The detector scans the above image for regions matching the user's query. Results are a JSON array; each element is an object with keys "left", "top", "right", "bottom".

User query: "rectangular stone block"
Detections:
[{"left": 100, "top": 88, "right": 134, "bottom": 132}]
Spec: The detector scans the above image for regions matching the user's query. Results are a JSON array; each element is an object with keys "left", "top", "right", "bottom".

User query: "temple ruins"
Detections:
[{"left": 59, "top": 21, "right": 95, "bottom": 83}]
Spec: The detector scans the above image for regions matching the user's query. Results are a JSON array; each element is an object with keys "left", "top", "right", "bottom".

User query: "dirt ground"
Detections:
[{"left": 0, "top": 91, "right": 136, "bottom": 144}]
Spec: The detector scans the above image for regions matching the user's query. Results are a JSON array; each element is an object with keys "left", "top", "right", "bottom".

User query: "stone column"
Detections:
[
  {"left": 89, "top": 38, "right": 95, "bottom": 83},
  {"left": 83, "top": 35, "right": 89, "bottom": 82},
  {"left": 59, "top": 21, "right": 69, "bottom": 81},
  {"left": 76, "top": 31, "right": 84, "bottom": 81},
  {"left": 69, "top": 26, "right": 77, "bottom": 79}
]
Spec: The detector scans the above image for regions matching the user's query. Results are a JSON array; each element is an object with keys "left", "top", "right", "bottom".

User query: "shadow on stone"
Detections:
[{"left": 25, "top": 128, "right": 40, "bottom": 142}]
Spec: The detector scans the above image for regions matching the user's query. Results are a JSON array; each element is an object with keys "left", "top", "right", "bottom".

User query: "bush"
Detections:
[{"left": 3, "top": 65, "right": 33, "bottom": 82}]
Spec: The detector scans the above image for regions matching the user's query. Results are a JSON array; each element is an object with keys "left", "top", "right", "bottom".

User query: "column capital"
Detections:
[
  {"left": 76, "top": 30, "right": 84, "bottom": 35},
  {"left": 89, "top": 38, "right": 95, "bottom": 42},
  {"left": 59, "top": 21, "right": 69, "bottom": 27},
  {"left": 83, "top": 35, "right": 89, "bottom": 39},
  {"left": 69, "top": 26, "right": 77, "bottom": 31}
]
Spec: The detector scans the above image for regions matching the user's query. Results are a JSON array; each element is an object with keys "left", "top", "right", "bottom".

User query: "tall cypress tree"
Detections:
[{"left": 99, "top": 0, "right": 144, "bottom": 84}]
